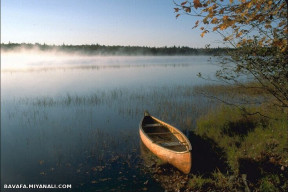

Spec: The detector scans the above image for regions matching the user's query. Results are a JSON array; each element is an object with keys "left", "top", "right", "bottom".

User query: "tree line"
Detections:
[{"left": 1, "top": 42, "right": 231, "bottom": 56}]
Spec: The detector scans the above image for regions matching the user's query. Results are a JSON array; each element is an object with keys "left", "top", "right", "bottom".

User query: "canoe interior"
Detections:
[{"left": 142, "top": 116, "right": 189, "bottom": 152}]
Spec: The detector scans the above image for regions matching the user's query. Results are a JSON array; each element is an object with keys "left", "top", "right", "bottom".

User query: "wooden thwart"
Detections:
[
  {"left": 160, "top": 142, "right": 187, "bottom": 147},
  {"left": 147, "top": 132, "right": 180, "bottom": 135},
  {"left": 143, "top": 123, "right": 162, "bottom": 128},
  {"left": 152, "top": 140, "right": 188, "bottom": 146},
  {"left": 147, "top": 132, "right": 171, "bottom": 135}
]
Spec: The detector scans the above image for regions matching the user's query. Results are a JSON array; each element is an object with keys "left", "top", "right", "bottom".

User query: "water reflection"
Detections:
[{"left": 1, "top": 54, "right": 219, "bottom": 98}]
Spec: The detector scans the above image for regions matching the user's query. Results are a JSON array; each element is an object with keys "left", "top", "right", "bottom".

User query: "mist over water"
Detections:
[
  {"left": 1, "top": 51, "right": 220, "bottom": 191},
  {"left": 1, "top": 51, "right": 218, "bottom": 97}
]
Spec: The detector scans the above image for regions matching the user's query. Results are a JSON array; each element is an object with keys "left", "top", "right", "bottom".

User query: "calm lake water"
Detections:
[{"left": 1, "top": 53, "right": 220, "bottom": 191}]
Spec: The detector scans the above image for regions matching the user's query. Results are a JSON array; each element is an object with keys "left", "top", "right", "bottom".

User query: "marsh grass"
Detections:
[
  {"left": 187, "top": 175, "right": 214, "bottom": 190},
  {"left": 17, "top": 86, "right": 219, "bottom": 130},
  {"left": 1, "top": 62, "right": 194, "bottom": 73},
  {"left": 193, "top": 81, "right": 268, "bottom": 96},
  {"left": 190, "top": 104, "right": 288, "bottom": 191},
  {"left": 193, "top": 82, "right": 271, "bottom": 110}
]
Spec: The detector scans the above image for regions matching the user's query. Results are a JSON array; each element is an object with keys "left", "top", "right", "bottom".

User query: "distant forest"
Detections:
[{"left": 1, "top": 43, "right": 231, "bottom": 56}]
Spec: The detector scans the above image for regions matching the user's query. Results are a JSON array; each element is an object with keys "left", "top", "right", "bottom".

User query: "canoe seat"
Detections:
[
  {"left": 147, "top": 131, "right": 180, "bottom": 135},
  {"left": 143, "top": 123, "right": 162, "bottom": 128},
  {"left": 160, "top": 142, "right": 186, "bottom": 147},
  {"left": 147, "top": 132, "right": 171, "bottom": 135}
]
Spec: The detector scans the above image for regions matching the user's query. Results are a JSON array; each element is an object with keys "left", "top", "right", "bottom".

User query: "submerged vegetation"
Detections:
[{"left": 1, "top": 42, "right": 230, "bottom": 56}]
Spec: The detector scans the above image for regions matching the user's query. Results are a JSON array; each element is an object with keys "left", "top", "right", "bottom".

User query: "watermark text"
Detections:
[{"left": 4, "top": 184, "right": 72, "bottom": 189}]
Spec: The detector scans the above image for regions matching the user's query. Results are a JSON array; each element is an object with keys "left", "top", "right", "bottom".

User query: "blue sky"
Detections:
[{"left": 1, "top": 0, "right": 222, "bottom": 47}]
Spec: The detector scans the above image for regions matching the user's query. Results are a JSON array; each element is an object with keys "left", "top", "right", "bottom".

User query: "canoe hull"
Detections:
[
  {"left": 139, "top": 115, "right": 192, "bottom": 174},
  {"left": 139, "top": 130, "right": 191, "bottom": 174}
]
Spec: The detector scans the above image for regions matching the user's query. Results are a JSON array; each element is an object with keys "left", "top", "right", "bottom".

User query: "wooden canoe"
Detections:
[{"left": 139, "top": 112, "right": 192, "bottom": 174}]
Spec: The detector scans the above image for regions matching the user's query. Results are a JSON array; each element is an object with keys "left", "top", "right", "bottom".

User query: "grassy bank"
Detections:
[{"left": 186, "top": 104, "right": 288, "bottom": 191}]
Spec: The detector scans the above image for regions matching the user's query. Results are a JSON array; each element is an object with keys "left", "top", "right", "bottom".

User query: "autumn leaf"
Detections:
[
  {"left": 174, "top": 8, "right": 179, "bottom": 12},
  {"left": 181, "top": 1, "right": 188, "bottom": 6},
  {"left": 247, "top": 39, "right": 253, "bottom": 43},
  {"left": 219, "top": 8, "right": 225, "bottom": 14},
  {"left": 236, "top": 31, "right": 243, "bottom": 38},
  {"left": 211, "top": 17, "right": 218, "bottom": 24},
  {"left": 223, "top": 35, "right": 233, "bottom": 41},
  {"left": 192, "top": 20, "right": 199, "bottom": 29},
  {"left": 203, "top": 17, "right": 209, "bottom": 24},
  {"left": 219, "top": 24, "right": 227, "bottom": 30},
  {"left": 200, "top": 30, "right": 208, "bottom": 37},
  {"left": 193, "top": 0, "right": 202, "bottom": 9},
  {"left": 185, "top": 7, "right": 191, "bottom": 13},
  {"left": 223, "top": 16, "right": 229, "bottom": 21},
  {"left": 236, "top": 42, "right": 242, "bottom": 47},
  {"left": 281, "top": 47, "right": 287, "bottom": 52},
  {"left": 208, "top": 6, "right": 214, "bottom": 13},
  {"left": 176, "top": 14, "right": 180, "bottom": 18},
  {"left": 247, "top": 2, "right": 252, "bottom": 8},
  {"left": 265, "top": 24, "right": 272, "bottom": 29}
]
